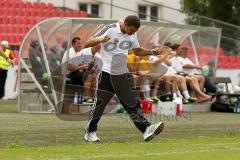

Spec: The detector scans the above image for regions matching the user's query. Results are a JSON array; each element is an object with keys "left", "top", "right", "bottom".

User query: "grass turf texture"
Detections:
[{"left": 0, "top": 100, "right": 240, "bottom": 159}]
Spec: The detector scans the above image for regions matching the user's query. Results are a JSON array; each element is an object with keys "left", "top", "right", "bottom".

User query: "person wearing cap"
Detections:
[{"left": 0, "top": 41, "right": 15, "bottom": 99}]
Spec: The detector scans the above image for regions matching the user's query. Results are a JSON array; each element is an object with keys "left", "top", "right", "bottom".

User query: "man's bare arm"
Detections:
[
  {"left": 0, "top": 47, "right": 7, "bottom": 58},
  {"left": 67, "top": 63, "right": 88, "bottom": 72},
  {"left": 132, "top": 47, "right": 158, "bottom": 56},
  {"left": 183, "top": 64, "right": 201, "bottom": 69},
  {"left": 85, "top": 36, "right": 110, "bottom": 48},
  {"left": 155, "top": 52, "right": 175, "bottom": 64}
]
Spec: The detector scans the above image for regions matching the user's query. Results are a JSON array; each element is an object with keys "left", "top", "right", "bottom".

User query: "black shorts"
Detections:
[{"left": 68, "top": 71, "right": 85, "bottom": 86}]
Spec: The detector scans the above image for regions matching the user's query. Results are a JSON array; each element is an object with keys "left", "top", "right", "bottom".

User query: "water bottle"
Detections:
[
  {"left": 78, "top": 92, "right": 83, "bottom": 104},
  {"left": 74, "top": 92, "right": 78, "bottom": 104},
  {"left": 234, "top": 102, "right": 237, "bottom": 113},
  {"left": 237, "top": 101, "right": 240, "bottom": 113}
]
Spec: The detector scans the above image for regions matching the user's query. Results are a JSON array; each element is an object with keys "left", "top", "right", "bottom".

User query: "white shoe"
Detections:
[
  {"left": 84, "top": 132, "right": 100, "bottom": 142},
  {"left": 143, "top": 122, "right": 164, "bottom": 142},
  {"left": 2, "top": 96, "right": 9, "bottom": 100}
]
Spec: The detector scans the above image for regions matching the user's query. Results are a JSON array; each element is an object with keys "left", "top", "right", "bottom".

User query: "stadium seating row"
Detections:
[
  {"left": 0, "top": 1, "right": 54, "bottom": 10},
  {"left": 0, "top": 9, "right": 88, "bottom": 18},
  {"left": 0, "top": 0, "right": 87, "bottom": 46}
]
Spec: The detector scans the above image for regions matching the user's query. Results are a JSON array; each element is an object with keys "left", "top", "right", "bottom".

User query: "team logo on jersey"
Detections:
[
  {"left": 113, "top": 39, "right": 119, "bottom": 45},
  {"left": 104, "top": 40, "right": 133, "bottom": 52}
]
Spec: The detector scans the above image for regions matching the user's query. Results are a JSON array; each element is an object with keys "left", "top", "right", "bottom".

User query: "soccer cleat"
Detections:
[
  {"left": 187, "top": 98, "right": 196, "bottom": 103},
  {"left": 182, "top": 98, "right": 190, "bottom": 104},
  {"left": 84, "top": 132, "right": 100, "bottom": 142},
  {"left": 145, "top": 97, "right": 154, "bottom": 102},
  {"left": 83, "top": 98, "right": 94, "bottom": 104},
  {"left": 151, "top": 96, "right": 160, "bottom": 103},
  {"left": 143, "top": 122, "right": 164, "bottom": 142}
]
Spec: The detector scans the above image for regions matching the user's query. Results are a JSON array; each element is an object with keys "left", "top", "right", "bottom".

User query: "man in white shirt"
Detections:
[
  {"left": 62, "top": 37, "right": 99, "bottom": 103},
  {"left": 170, "top": 44, "right": 211, "bottom": 102},
  {"left": 149, "top": 52, "right": 194, "bottom": 104},
  {"left": 179, "top": 46, "right": 204, "bottom": 90},
  {"left": 62, "top": 37, "right": 86, "bottom": 86},
  {"left": 84, "top": 15, "right": 166, "bottom": 142}
]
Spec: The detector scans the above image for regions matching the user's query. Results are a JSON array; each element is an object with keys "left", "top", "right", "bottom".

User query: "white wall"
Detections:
[
  {"left": 216, "top": 69, "right": 240, "bottom": 86},
  {"left": 26, "top": 0, "right": 185, "bottom": 23},
  {"left": 157, "top": 0, "right": 186, "bottom": 24},
  {"left": 4, "top": 66, "right": 18, "bottom": 99}
]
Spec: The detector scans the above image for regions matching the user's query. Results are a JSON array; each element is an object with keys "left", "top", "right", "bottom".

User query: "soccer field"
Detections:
[
  {"left": 0, "top": 100, "right": 240, "bottom": 160},
  {"left": 1, "top": 136, "right": 240, "bottom": 160}
]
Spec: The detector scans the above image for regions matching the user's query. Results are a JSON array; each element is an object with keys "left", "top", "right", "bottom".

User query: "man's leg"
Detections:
[
  {"left": 86, "top": 72, "right": 115, "bottom": 133},
  {"left": 204, "top": 75, "right": 217, "bottom": 93},
  {"left": 111, "top": 73, "right": 164, "bottom": 141},
  {"left": 83, "top": 73, "right": 96, "bottom": 101},
  {"left": 194, "top": 75, "right": 205, "bottom": 91},
  {"left": 0, "top": 69, "right": 7, "bottom": 98},
  {"left": 112, "top": 73, "right": 160, "bottom": 132},
  {"left": 70, "top": 71, "right": 84, "bottom": 86}
]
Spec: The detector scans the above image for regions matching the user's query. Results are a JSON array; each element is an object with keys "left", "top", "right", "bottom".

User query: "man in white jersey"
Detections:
[{"left": 84, "top": 15, "right": 166, "bottom": 142}]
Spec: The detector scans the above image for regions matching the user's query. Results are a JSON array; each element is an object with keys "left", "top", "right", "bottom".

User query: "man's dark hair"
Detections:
[
  {"left": 30, "top": 40, "right": 39, "bottom": 48},
  {"left": 171, "top": 43, "right": 181, "bottom": 51},
  {"left": 72, "top": 37, "right": 81, "bottom": 45},
  {"left": 164, "top": 42, "right": 172, "bottom": 48},
  {"left": 124, "top": 15, "right": 141, "bottom": 28},
  {"left": 62, "top": 41, "right": 68, "bottom": 50}
]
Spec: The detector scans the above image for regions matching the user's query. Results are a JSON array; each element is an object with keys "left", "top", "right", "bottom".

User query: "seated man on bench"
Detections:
[{"left": 62, "top": 37, "right": 99, "bottom": 103}]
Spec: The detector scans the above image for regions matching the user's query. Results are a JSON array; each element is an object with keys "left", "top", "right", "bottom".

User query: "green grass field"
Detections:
[{"left": 1, "top": 100, "right": 240, "bottom": 160}]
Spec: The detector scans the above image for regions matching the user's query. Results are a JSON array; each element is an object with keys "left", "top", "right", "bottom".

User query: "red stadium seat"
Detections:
[
  {"left": 10, "top": 2, "right": 18, "bottom": 8},
  {"left": 50, "top": 11, "right": 58, "bottom": 17},
  {"left": 219, "top": 48, "right": 224, "bottom": 56},
  {"left": 29, "top": 18, "right": 37, "bottom": 25},
  {"left": 9, "top": 17, "right": 17, "bottom": 25},
  {"left": 47, "top": 3, "right": 54, "bottom": 10},
  {"left": 80, "top": 11, "right": 88, "bottom": 17},
  {"left": 224, "top": 56, "right": 230, "bottom": 63},
  {"left": 39, "top": 3, "right": 47, "bottom": 10},
  {"left": 16, "top": 9, "right": 24, "bottom": 17},
  {"left": 59, "top": 10, "right": 67, "bottom": 17},
  {"left": 2, "top": 26, "right": 9, "bottom": 34},
  {"left": 26, "top": 2, "right": 33, "bottom": 9},
  {"left": 8, "top": 25, "right": 15, "bottom": 34},
  {"left": 22, "top": 26, "right": 29, "bottom": 34},
  {"left": 218, "top": 56, "right": 224, "bottom": 64},
  {"left": 0, "top": 2, "right": 4, "bottom": 8},
  {"left": 4, "top": 1, "right": 13, "bottom": 8},
  {"left": 30, "top": 10, "right": 39, "bottom": 17},
  {"left": 14, "top": 26, "right": 21, "bottom": 34},
  {"left": 33, "top": 2, "right": 39, "bottom": 10},
  {"left": 8, "top": 8, "right": 17, "bottom": 16},
  {"left": 18, "top": 2, "right": 26, "bottom": 9},
  {"left": 229, "top": 56, "right": 237, "bottom": 63},
  {"left": 22, "top": 17, "right": 29, "bottom": 25},
  {"left": 38, "top": 10, "right": 47, "bottom": 17},
  {"left": 15, "top": 35, "right": 22, "bottom": 45},
  {"left": 2, "top": 16, "right": 10, "bottom": 24}
]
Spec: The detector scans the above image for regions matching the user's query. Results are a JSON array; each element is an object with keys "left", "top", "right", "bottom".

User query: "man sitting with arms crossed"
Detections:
[{"left": 62, "top": 37, "right": 98, "bottom": 103}]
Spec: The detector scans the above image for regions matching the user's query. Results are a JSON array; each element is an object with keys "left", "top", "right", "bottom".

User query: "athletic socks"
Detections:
[
  {"left": 177, "top": 90, "right": 183, "bottom": 98},
  {"left": 183, "top": 90, "right": 191, "bottom": 99}
]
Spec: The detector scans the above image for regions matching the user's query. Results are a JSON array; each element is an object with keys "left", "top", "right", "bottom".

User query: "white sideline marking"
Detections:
[{"left": 73, "top": 143, "right": 240, "bottom": 160}]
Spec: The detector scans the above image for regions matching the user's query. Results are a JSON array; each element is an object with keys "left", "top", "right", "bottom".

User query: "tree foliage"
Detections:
[
  {"left": 181, "top": 0, "right": 240, "bottom": 54},
  {"left": 180, "top": 0, "right": 240, "bottom": 25}
]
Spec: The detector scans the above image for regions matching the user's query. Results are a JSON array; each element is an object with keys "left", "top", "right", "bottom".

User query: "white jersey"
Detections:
[
  {"left": 182, "top": 57, "right": 200, "bottom": 75},
  {"left": 95, "top": 22, "right": 140, "bottom": 75},
  {"left": 61, "top": 47, "right": 102, "bottom": 73},
  {"left": 149, "top": 55, "right": 176, "bottom": 75},
  {"left": 61, "top": 47, "right": 79, "bottom": 65},
  {"left": 169, "top": 56, "right": 185, "bottom": 72}
]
